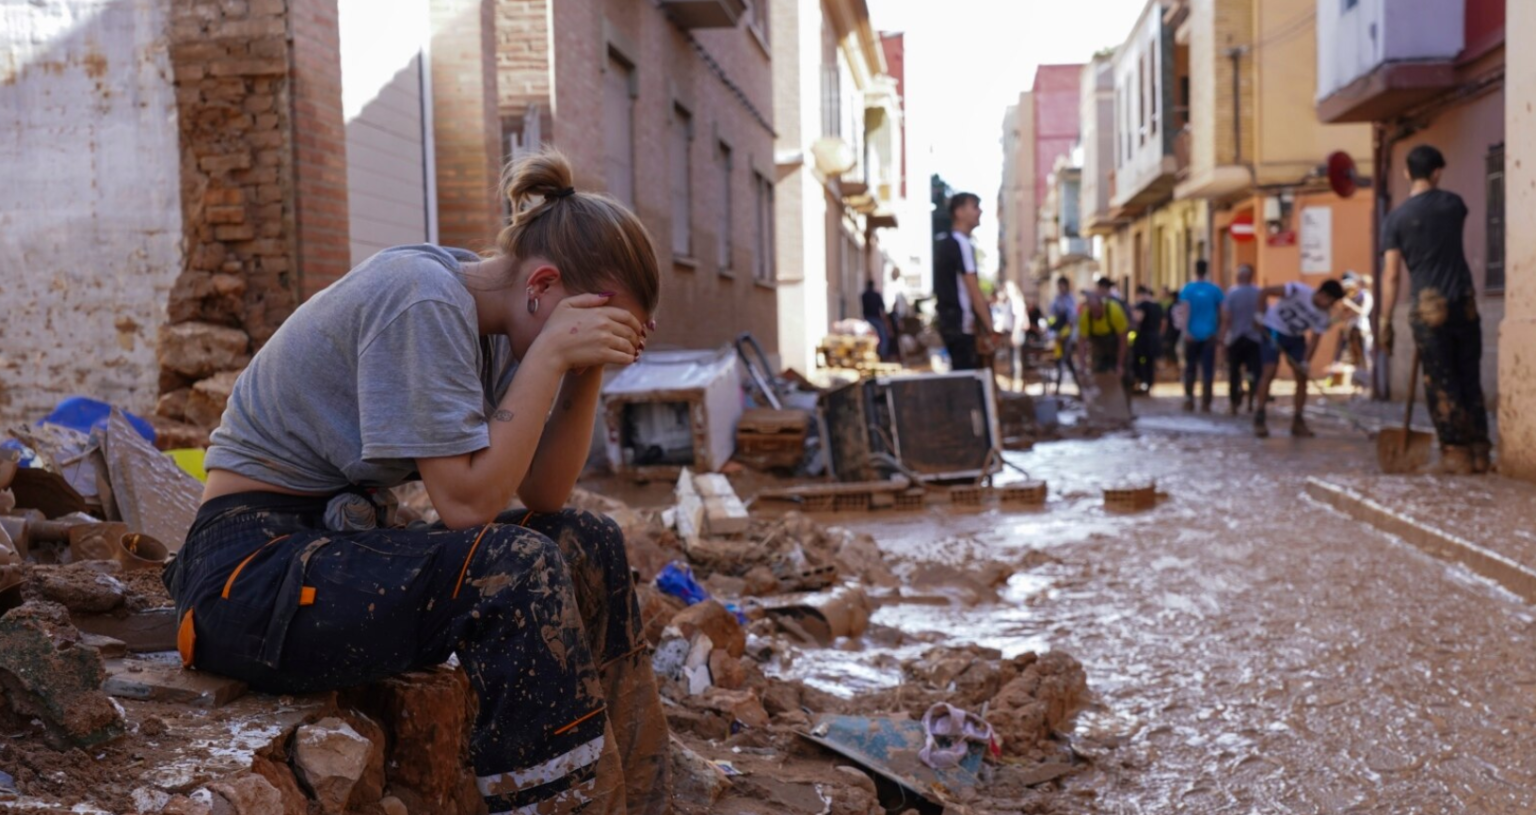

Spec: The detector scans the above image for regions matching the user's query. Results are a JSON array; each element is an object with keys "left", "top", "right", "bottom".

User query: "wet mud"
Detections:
[{"left": 781, "top": 398, "right": 1536, "bottom": 812}]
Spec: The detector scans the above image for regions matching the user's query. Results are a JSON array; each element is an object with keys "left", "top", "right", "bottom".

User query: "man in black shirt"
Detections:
[
  {"left": 1131, "top": 286, "right": 1164, "bottom": 394},
  {"left": 933, "top": 192, "right": 999, "bottom": 370},
  {"left": 1381, "top": 144, "right": 1491, "bottom": 474}
]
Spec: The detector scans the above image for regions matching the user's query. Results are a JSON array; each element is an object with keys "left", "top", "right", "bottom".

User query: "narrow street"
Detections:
[{"left": 787, "top": 394, "right": 1536, "bottom": 813}]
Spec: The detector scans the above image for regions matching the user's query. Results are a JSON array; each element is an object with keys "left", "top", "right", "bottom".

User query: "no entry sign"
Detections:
[{"left": 1230, "top": 212, "right": 1256, "bottom": 243}]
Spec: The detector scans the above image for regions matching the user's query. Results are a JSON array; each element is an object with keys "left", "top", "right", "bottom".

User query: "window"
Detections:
[
  {"left": 752, "top": 170, "right": 775, "bottom": 283},
  {"left": 821, "top": 64, "right": 842, "bottom": 138},
  {"left": 1487, "top": 143, "right": 1505, "bottom": 290},
  {"left": 670, "top": 105, "right": 693, "bottom": 259},
  {"left": 603, "top": 52, "right": 636, "bottom": 209},
  {"left": 716, "top": 140, "right": 733, "bottom": 273},
  {"left": 748, "top": 0, "right": 769, "bottom": 44},
  {"left": 1342, "top": 0, "right": 1359, "bottom": 11}
]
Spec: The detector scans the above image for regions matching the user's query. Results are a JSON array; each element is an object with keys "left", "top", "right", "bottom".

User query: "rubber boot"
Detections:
[
  {"left": 1183, "top": 396, "right": 1195, "bottom": 412},
  {"left": 523, "top": 721, "right": 627, "bottom": 815},
  {"left": 1439, "top": 445, "right": 1475, "bottom": 475},
  {"left": 599, "top": 650, "right": 672, "bottom": 815},
  {"left": 1471, "top": 442, "right": 1493, "bottom": 475},
  {"left": 1291, "top": 417, "right": 1315, "bottom": 438},
  {"left": 1254, "top": 409, "right": 1269, "bottom": 438},
  {"left": 1201, "top": 394, "right": 1213, "bottom": 414}
]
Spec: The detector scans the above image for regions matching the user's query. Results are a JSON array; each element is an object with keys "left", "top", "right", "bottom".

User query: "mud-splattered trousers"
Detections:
[
  {"left": 1410, "top": 294, "right": 1490, "bottom": 450},
  {"left": 165, "top": 492, "right": 671, "bottom": 815}
]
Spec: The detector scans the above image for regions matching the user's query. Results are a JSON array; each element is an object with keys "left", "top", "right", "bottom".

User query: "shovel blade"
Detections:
[{"left": 1377, "top": 428, "right": 1434, "bottom": 474}]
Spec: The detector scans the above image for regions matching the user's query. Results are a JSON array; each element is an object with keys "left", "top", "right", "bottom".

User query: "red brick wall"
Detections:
[
  {"left": 497, "top": 0, "right": 552, "bottom": 141},
  {"left": 507, "top": 0, "right": 778, "bottom": 352},
  {"left": 433, "top": 0, "right": 504, "bottom": 252},
  {"left": 290, "top": 0, "right": 351, "bottom": 298}
]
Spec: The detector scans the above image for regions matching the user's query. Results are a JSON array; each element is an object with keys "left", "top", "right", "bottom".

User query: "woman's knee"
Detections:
[
  {"left": 468, "top": 524, "right": 569, "bottom": 593},
  {"left": 536, "top": 509, "right": 631, "bottom": 576}
]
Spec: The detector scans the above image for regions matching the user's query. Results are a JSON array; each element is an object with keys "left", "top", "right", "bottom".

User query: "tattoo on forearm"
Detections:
[{"left": 492, "top": 409, "right": 515, "bottom": 422}]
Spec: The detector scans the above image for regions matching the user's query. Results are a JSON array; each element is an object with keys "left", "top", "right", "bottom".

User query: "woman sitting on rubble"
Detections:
[{"left": 165, "top": 150, "right": 669, "bottom": 815}]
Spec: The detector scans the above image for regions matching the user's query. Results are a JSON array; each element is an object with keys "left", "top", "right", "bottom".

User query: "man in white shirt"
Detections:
[
  {"left": 1252, "top": 279, "right": 1345, "bottom": 438},
  {"left": 932, "top": 193, "right": 1000, "bottom": 370}
]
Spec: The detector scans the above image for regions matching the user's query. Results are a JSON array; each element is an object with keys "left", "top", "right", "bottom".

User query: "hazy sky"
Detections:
[{"left": 868, "top": 0, "right": 1147, "bottom": 275}]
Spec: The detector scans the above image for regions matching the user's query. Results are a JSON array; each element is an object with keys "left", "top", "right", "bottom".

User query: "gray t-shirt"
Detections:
[
  {"left": 1223, "top": 284, "right": 1263, "bottom": 345},
  {"left": 206, "top": 245, "right": 516, "bottom": 493}
]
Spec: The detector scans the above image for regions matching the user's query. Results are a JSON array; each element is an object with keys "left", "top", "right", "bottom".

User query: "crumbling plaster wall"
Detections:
[{"left": 0, "top": 0, "right": 185, "bottom": 425}]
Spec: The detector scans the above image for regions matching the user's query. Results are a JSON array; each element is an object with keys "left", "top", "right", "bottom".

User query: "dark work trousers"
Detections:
[
  {"left": 165, "top": 492, "right": 664, "bottom": 815},
  {"left": 1183, "top": 337, "right": 1217, "bottom": 404},
  {"left": 1132, "top": 336, "right": 1162, "bottom": 391},
  {"left": 1227, "top": 336, "right": 1263, "bottom": 409},
  {"left": 1411, "top": 297, "right": 1491, "bottom": 449},
  {"left": 944, "top": 332, "right": 981, "bottom": 371}
]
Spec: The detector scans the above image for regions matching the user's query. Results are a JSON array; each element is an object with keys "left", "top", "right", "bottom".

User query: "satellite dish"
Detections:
[{"left": 1327, "top": 151, "right": 1372, "bottom": 198}]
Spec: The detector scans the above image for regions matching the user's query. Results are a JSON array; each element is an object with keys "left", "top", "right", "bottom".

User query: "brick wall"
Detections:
[
  {"left": 496, "top": 0, "right": 552, "bottom": 143},
  {"left": 290, "top": 0, "right": 351, "bottom": 297},
  {"left": 503, "top": 0, "right": 779, "bottom": 353},
  {"left": 157, "top": 0, "right": 347, "bottom": 445},
  {"left": 433, "top": 0, "right": 504, "bottom": 252}
]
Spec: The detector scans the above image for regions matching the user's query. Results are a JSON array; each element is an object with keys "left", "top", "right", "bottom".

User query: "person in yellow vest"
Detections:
[{"left": 1078, "top": 288, "right": 1130, "bottom": 398}]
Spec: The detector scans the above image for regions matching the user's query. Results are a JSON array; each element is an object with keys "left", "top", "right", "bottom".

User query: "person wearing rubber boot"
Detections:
[
  {"left": 1380, "top": 144, "right": 1493, "bottom": 474},
  {"left": 1077, "top": 288, "right": 1132, "bottom": 406},
  {"left": 1252, "top": 280, "right": 1345, "bottom": 438},
  {"left": 165, "top": 151, "right": 671, "bottom": 815}
]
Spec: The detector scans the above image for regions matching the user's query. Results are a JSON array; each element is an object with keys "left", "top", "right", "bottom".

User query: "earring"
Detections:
[{"left": 527, "top": 297, "right": 540, "bottom": 315}]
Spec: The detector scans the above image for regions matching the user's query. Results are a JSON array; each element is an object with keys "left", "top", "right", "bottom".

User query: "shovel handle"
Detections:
[{"left": 1403, "top": 350, "right": 1420, "bottom": 437}]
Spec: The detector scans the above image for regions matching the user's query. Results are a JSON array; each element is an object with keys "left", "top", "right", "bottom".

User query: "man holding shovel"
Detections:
[{"left": 1380, "top": 144, "right": 1492, "bottom": 474}]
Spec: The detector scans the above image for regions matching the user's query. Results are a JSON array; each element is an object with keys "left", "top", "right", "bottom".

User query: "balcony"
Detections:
[
  {"left": 1316, "top": 0, "right": 1464, "bottom": 123},
  {"left": 659, "top": 0, "right": 748, "bottom": 30},
  {"left": 1173, "top": 125, "right": 1191, "bottom": 181}
]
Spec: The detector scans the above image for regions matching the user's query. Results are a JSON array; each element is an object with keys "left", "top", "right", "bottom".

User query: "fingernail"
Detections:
[{"left": 647, "top": 319, "right": 657, "bottom": 330}]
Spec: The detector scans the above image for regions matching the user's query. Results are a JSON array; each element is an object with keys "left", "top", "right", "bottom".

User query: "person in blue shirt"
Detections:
[{"left": 1178, "top": 260, "right": 1224, "bottom": 412}]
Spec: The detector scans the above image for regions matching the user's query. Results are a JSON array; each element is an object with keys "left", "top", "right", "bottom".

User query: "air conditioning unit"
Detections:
[{"left": 660, "top": 0, "right": 748, "bottom": 29}]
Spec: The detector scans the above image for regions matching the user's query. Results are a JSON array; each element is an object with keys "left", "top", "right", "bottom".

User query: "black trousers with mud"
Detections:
[
  {"left": 166, "top": 492, "right": 669, "bottom": 815},
  {"left": 1410, "top": 296, "right": 1490, "bottom": 449}
]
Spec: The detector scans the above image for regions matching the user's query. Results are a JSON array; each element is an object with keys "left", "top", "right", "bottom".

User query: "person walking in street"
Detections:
[
  {"left": 862, "top": 278, "right": 893, "bottom": 361},
  {"left": 933, "top": 192, "right": 1000, "bottom": 371},
  {"left": 1160, "top": 286, "right": 1181, "bottom": 371},
  {"left": 1048, "top": 275, "right": 1080, "bottom": 394},
  {"left": 1333, "top": 271, "right": 1374, "bottom": 392},
  {"left": 1077, "top": 290, "right": 1130, "bottom": 398},
  {"left": 170, "top": 150, "right": 670, "bottom": 815},
  {"left": 1178, "top": 260, "right": 1224, "bottom": 412},
  {"left": 1252, "top": 279, "right": 1345, "bottom": 438},
  {"left": 1131, "top": 286, "right": 1164, "bottom": 394},
  {"left": 1220, "top": 263, "right": 1264, "bottom": 414},
  {"left": 1380, "top": 145, "right": 1491, "bottom": 473}
]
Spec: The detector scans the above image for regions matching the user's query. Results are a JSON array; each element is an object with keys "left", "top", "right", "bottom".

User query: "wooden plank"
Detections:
[
  {"left": 103, "top": 661, "right": 247, "bottom": 708},
  {"left": 754, "top": 476, "right": 911, "bottom": 500}
]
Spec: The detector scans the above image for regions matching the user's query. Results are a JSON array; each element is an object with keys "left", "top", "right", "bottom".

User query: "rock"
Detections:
[
  {"left": 208, "top": 774, "right": 284, "bottom": 815},
  {"left": 380, "top": 796, "right": 409, "bottom": 815},
  {"left": 637, "top": 583, "right": 685, "bottom": 646},
  {"left": 32, "top": 562, "right": 127, "bottom": 613},
  {"left": 250, "top": 755, "right": 309, "bottom": 815},
  {"left": 703, "top": 573, "right": 747, "bottom": 598},
  {"left": 338, "top": 667, "right": 481, "bottom": 815},
  {"left": 293, "top": 717, "right": 372, "bottom": 814},
  {"left": 671, "top": 741, "right": 730, "bottom": 807},
  {"left": 830, "top": 784, "right": 882, "bottom": 815},
  {"left": 148, "top": 417, "right": 210, "bottom": 451},
  {"left": 157, "top": 321, "right": 250, "bottom": 379},
  {"left": 697, "top": 688, "right": 770, "bottom": 729},
  {"left": 834, "top": 766, "right": 878, "bottom": 797},
  {"left": 162, "top": 795, "right": 214, "bottom": 815},
  {"left": 761, "top": 682, "right": 801, "bottom": 718},
  {"left": 708, "top": 649, "right": 746, "bottom": 690},
  {"left": 0, "top": 600, "right": 125, "bottom": 747},
  {"left": 671, "top": 599, "right": 745, "bottom": 659},
  {"left": 156, "top": 388, "right": 193, "bottom": 421},
  {"left": 184, "top": 370, "right": 242, "bottom": 428},
  {"left": 743, "top": 565, "right": 781, "bottom": 596},
  {"left": 339, "top": 709, "right": 388, "bottom": 809},
  {"left": 132, "top": 786, "right": 173, "bottom": 813}
]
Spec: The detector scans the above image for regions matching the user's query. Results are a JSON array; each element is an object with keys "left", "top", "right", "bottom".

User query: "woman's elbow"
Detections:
[{"left": 435, "top": 498, "right": 499, "bottom": 531}]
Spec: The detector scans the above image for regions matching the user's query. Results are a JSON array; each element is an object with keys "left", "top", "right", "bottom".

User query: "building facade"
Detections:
[
  {"left": 770, "top": 0, "right": 902, "bottom": 375},
  {"left": 1315, "top": 0, "right": 1505, "bottom": 401},
  {"left": 1499, "top": 0, "right": 1535, "bottom": 480}
]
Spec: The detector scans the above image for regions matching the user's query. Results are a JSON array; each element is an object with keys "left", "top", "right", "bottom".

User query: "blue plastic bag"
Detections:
[
  {"left": 655, "top": 562, "right": 710, "bottom": 606},
  {"left": 44, "top": 397, "right": 156, "bottom": 443}
]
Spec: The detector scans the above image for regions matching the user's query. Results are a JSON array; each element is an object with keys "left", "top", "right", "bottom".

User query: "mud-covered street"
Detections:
[{"left": 779, "top": 395, "right": 1536, "bottom": 813}]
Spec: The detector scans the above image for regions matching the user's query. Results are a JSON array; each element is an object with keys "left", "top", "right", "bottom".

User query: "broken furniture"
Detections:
[
  {"left": 602, "top": 348, "right": 744, "bottom": 478},
  {"left": 820, "top": 371, "right": 1002, "bottom": 483},
  {"left": 735, "top": 408, "right": 811, "bottom": 472}
]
